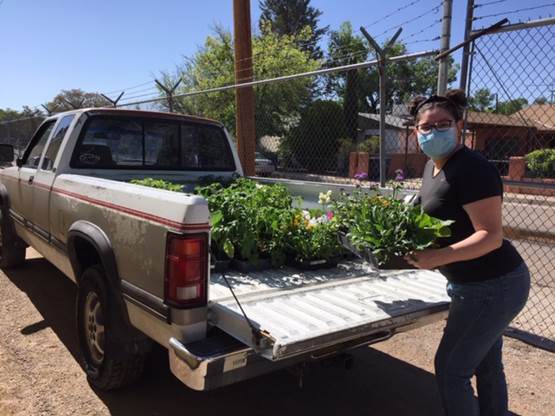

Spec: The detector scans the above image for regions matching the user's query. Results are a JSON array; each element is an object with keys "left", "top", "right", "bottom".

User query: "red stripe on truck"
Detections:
[{"left": 31, "top": 181, "right": 209, "bottom": 232}]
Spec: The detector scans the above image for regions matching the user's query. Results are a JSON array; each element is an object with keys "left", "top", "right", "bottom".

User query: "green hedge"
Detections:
[{"left": 525, "top": 148, "right": 555, "bottom": 178}]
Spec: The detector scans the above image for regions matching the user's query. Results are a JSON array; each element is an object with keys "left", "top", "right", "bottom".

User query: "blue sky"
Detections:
[{"left": 1, "top": 0, "right": 553, "bottom": 110}]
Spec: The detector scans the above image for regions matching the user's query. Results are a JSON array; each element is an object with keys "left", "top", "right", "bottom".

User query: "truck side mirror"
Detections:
[{"left": 0, "top": 144, "right": 15, "bottom": 164}]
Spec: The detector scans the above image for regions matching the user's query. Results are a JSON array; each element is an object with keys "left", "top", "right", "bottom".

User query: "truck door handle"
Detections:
[{"left": 28, "top": 176, "right": 34, "bottom": 185}]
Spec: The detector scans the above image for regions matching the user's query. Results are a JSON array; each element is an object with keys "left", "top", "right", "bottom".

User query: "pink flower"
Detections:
[{"left": 326, "top": 211, "right": 334, "bottom": 220}]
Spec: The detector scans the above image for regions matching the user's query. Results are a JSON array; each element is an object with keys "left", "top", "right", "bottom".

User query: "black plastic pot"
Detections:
[
  {"left": 290, "top": 256, "right": 340, "bottom": 271},
  {"left": 231, "top": 258, "right": 272, "bottom": 273},
  {"left": 211, "top": 259, "right": 231, "bottom": 273},
  {"left": 380, "top": 255, "right": 416, "bottom": 270}
]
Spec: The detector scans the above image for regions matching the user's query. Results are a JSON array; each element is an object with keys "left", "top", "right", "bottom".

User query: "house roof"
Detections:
[
  {"left": 515, "top": 104, "right": 555, "bottom": 130},
  {"left": 465, "top": 111, "right": 536, "bottom": 128},
  {"left": 358, "top": 113, "right": 412, "bottom": 129}
]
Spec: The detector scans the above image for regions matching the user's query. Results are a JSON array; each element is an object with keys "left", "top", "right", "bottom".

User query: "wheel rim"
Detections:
[{"left": 84, "top": 291, "right": 105, "bottom": 366}]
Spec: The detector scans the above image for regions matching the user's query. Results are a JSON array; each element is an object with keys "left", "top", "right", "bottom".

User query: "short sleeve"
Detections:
[{"left": 457, "top": 159, "right": 502, "bottom": 206}]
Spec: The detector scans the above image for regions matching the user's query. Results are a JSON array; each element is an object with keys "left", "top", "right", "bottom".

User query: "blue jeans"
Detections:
[{"left": 435, "top": 262, "right": 530, "bottom": 416}]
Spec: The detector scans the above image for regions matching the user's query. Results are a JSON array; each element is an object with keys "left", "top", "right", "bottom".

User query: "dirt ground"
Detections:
[{"left": 0, "top": 250, "right": 553, "bottom": 416}]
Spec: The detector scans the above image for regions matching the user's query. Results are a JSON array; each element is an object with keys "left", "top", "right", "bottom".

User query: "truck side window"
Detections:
[
  {"left": 22, "top": 121, "right": 56, "bottom": 169},
  {"left": 41, "top": 115, "right": 75, "bottom": 171}
]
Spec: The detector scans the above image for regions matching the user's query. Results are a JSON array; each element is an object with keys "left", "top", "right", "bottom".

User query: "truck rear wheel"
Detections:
[
  {"left": 0, "top": 211, "right": 26, "bottom": 269},
  {"left": 77, "top": 265, "right": 147, "bottom": 390}
]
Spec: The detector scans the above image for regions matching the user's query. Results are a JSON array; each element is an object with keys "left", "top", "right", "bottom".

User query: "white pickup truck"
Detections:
[{"left": 0, "top": 108, "right": 449, "bottom": 391}]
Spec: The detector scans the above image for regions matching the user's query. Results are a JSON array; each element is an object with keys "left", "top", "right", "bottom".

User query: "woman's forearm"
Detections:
[{"left": 439, "top": 230, "right": 503, "bottom": 265}]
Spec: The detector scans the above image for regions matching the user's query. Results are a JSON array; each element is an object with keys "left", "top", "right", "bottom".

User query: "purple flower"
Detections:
[
  {"left": 354, "top": 172, "right": 368, "bottom": 181},
  {"left": 395, "top": 169, "right": 405, "bottom": 181}
]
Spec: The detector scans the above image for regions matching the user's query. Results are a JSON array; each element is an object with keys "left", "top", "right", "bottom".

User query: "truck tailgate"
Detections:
[{"left": 209, "top": 262, "right": 449, "bottom": 361}]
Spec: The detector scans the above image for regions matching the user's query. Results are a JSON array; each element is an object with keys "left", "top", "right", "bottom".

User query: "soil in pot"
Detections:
[{"left": 380, "top": 255, "right": 416, "bottom": 270}]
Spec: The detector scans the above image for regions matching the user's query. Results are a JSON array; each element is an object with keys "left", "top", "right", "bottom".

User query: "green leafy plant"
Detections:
[
  {"left": 332, "top": 189, "right": 453, "bottom": 266},
  {"left": 357, "top": 136, "right": 380, "bottom": 155},
  {"left": 196, "top": 178, "right": 296, "bottom": 266},
  {"left": 129, "top": 178, "right": 184, "bottom": 192},
  {"left": 525, "top": 148, "right": 555, "bottom": 178}
]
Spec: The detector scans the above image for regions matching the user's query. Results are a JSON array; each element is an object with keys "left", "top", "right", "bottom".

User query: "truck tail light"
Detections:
[{"left": 165, "top": 233, "right": 208, "bottom": 308}]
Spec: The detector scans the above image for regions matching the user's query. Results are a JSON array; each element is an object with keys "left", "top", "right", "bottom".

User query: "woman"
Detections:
[{"left": 404, "top": 89, "right": 530, "bottom": 416}]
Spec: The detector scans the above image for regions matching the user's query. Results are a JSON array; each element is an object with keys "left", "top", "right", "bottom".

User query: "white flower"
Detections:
[
  {"left": 255, "top": 183, "right": 263, "bottom": 189},
  {"left": 318, "top": 190, "right": 332, "bottom": 205}
]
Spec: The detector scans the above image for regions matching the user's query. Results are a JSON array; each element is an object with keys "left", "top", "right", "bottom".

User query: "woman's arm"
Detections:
[{"left": 406, "top": 196, "right": 504, "bottom": 269}]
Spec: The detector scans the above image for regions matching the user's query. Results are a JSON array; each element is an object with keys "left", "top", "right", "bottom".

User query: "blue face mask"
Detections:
[{"left": 417, "top": 127, "right": 458, "bottom": 160}]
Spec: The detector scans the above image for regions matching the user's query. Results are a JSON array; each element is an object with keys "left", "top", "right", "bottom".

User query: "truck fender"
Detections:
[
  {"left": 0, "top": 184, "right": 25, "bottom": 247},
  {"left": 67, "top": 220, "right": 145, "bottom": 345}
]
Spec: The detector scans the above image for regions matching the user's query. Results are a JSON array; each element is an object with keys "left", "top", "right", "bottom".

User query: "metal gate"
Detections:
[{"left": 465, "top": 18, "right": 555, "bottom": 349}]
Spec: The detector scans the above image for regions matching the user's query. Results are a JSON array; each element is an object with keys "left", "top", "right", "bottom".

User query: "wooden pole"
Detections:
[{"left": 233, "top": 0, "right": 256, "bottom": 176}]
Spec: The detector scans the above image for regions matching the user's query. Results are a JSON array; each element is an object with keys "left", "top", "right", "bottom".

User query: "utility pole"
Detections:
[
  {"left": 360, "top": 26, "right": 402, "bottom": 188},
  {"left": 459, "top": 0, "right": 475, "bottom": 91},
  {"left": 233, "top": 0, "right": 256, "bottom": 176},
  {"left": 437, "top": 0, "right": 453, "bottom": 94}
]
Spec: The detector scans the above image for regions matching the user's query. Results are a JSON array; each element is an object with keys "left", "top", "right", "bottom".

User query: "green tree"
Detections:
[
  {"left": 281, "top": 100, "right": 346, "bottom": 171},
  {"left": 259, "top": 0, "right": 328, "bottom": 60},
  {"left": 327, "top": 22, "right": 368, "bottom": 140},
  {"left": 497, "top": 98, "right": 528, "bottom": 115},
  {"left": 165, "top": 24, "right": 320, "bottom": 137},
  {"left": 469, "top": 88, "right": 495, "bottom": 112},
  {"left": 46, "top": 89, "right": 110, "bottom": 113},
  {"left": 325, "top": 34, "right": 459, "bottom": 116},
  {"left": 534, "top": 96, "right": 548, "bottom": 105}
]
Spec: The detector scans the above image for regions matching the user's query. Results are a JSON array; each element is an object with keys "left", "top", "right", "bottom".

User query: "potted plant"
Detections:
[
  {"left": 332, "top": 189, "right": 453, "bottom": 269},
  {"left": 287, "top": 207, "right": 343, "bottom": 270},
  {"left": 196, "top": 178, "right": 293, "bottom": 272}
]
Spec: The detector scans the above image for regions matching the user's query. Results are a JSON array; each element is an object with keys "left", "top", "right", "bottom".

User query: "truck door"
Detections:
[
  {"left": 12, "top": 120, "right": 56, "bottom": 230},
  {"left": 32, "top": 114, "right": 75, "bottom": 241}
]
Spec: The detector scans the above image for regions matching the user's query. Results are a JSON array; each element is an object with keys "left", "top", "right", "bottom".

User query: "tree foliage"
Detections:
[
  {"left": 45, "top": 89, "right": 110, "bottom": 113},
  {"left": 325, "top": 23, "right": 459, "bottom": 117},
  {"left": 165, "top": 24, "right": 319, "bottom": 137},
  {"left": 259, "top": 0, "right": 328, "bottom": 60},
  {"left": 281, "top": 100, "right": 346, "bottom": 172}
]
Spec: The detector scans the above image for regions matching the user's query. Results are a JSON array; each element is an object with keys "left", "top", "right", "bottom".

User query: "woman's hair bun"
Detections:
[
  {"left": 445, "top": 89, "right": 467, "bottom": 108},
  {"left": 408, "top": 95, "right": 427, "bottom": 117}
]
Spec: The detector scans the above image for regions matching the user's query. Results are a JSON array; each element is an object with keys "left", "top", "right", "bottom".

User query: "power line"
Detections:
[
  {"left": 398, "top": 19, "right": 442, "bottom": 42},
  {"left": 474, "top": 0, "right": 508, "bottom": 8},
  {"left": 374, "top": 1, "right": 443, "bottom": 39},
  {"left": 367, "top": 0, "right": 424, "bottom": 28},
  {"left": 474, "top": 2, "right": 555, "bottom": 20},
  {"left": 102, "top": 80, "right": 154, "bottom": 96}
]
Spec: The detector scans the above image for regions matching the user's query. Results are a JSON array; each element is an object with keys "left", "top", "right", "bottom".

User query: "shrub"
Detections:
[
  {"left": 525, "top": 148, "right": 555, "bottom": 178},
  {"left": 282, "top": 100, "right": 347, "bottom": 172}
]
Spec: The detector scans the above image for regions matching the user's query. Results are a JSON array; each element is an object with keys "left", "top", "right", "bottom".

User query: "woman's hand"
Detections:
[{"left": 405, "top": 248, "right": 445, "bottom": 269}]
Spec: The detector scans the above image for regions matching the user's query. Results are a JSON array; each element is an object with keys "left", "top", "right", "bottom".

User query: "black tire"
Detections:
[
  {"left": 0, "top": 209, "right": 26, "bottom": 269},
  {"left": 77, "top": 265, "right": 147, "bottom": 390}
]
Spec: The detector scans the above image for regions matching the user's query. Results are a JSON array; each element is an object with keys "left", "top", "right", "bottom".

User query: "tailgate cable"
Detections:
[{"left": 220, "top": 271, "right": 263, "bottom": 347}]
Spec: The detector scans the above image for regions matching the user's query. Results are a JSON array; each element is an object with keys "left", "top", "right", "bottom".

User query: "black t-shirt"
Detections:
[{"left": 419, "top": 146, "right": 523, "bottom": 283}]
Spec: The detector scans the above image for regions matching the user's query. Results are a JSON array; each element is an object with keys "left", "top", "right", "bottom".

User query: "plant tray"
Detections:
[
  {"left": 231, "top": 258, "right": 272, "bottom": 273},
  {"left": 290, "top": 257, "right": 340, "bottom": 271},
  {"left": 380, "top": 255, "right": 416, "bottom": 270},
  {"left": 211, "top": 259, "right": 231, "bottom": 273}
]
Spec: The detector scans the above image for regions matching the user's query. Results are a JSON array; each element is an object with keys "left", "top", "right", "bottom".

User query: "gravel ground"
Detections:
[{"left": 1, "top": 250, "right": 553, "bottom": 416}]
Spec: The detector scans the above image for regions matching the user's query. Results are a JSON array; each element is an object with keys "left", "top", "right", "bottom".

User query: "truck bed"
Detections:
[{"left": 209, "top": 261, "right": 450, "bottom": 361}]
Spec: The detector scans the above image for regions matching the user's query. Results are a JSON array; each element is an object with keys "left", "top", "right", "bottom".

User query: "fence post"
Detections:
[
  {"left": 360, "top": 27, "right": 402, "bottom": 188},
  {"left": 459, "top": 0, "right": 475, "bottom": 90},
  {"left": 437, "top": 0, "right": 453, "bottom": 94}
]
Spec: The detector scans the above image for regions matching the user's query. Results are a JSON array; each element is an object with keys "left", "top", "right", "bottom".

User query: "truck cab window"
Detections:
[
  {"left": 22, "top": 121, "right": 55, "bottom": 169},
  {"left": 42, "top": 115, "right": 75, "bottom": 171}
]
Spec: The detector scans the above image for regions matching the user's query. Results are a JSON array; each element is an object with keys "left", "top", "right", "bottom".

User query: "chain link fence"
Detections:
[
  {"left": 0, "top": 21, "right": 552, "bottom": 349},
  {"left": 466, "top": 19, "right": 555, "bottom": 347}
]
